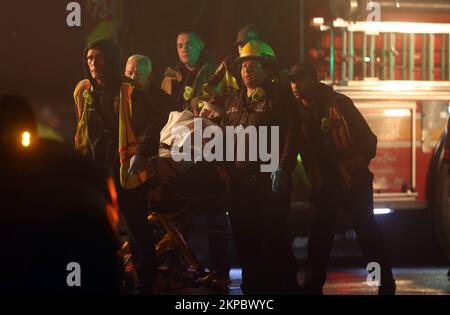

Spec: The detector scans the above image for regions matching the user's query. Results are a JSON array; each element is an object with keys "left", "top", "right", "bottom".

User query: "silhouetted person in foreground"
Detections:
[{"left": 0, "top": 94, "right": 123, "bottom": 294}]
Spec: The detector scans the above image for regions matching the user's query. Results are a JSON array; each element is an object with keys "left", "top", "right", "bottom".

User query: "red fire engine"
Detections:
[{"left": 292, "top": 0, "right": 450, "bottom": 261}]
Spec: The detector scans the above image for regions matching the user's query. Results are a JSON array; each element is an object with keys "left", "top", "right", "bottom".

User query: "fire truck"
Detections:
[{"left": 291, "top": 0, "right": 450, "bottom": 261}]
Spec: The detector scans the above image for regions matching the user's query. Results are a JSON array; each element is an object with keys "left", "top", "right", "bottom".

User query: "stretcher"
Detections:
[
  {"left": 120, "top": 110, "right": 231, "bottom": 294},
  {"left": 148, "top": 158, "right": 230, "bottom": 293}
]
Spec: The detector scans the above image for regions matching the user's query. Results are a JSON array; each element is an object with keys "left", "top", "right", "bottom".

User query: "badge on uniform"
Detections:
[
  {"left": 183, "top": 86, "right": 194, "bottom": 101},
  {"left": 321, "top": 117, "right": 331, "bottom": 133}
]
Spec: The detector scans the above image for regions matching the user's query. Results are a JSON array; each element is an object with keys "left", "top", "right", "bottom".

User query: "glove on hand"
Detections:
[
  {"left": 128, "top": 154, "right": 147, "bottom": 175},
  {"left": 271, "top": 168, "right": 290, "bottom": 193}
]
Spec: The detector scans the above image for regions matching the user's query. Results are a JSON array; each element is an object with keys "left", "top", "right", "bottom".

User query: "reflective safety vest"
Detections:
[
  {"left": 73, "top": 80, "right": 149, "bottom": 189},
  {"left": 73, "top": 79, "right": 91, "bottom": 156},
  {"left": 117, "top": 83, "right": 149, "bottom": 189}
]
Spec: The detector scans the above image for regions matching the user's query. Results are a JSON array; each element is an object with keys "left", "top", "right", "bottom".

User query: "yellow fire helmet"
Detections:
[{"left": 234, "top": 39, "right": 276, "bottom": 65}]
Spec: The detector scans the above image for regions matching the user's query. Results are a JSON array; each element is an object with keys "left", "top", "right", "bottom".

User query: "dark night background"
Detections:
[
  {"left": 1, "top": 1, "right": 450, "bottom": 294},
  {"left": 1, "top": 0, "right": 448, "bottom": 140},
  {"left": 0, "top": 0, "right": 310, "bottom": 141}
]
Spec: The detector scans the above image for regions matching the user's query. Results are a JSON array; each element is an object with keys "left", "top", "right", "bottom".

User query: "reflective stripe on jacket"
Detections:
[{"left": 74, "top": 80, "right": 149, "bottom": 189}]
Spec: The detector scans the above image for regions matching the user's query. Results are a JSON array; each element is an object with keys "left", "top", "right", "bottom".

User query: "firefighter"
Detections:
[
  {"left": 288, "top": 61, "right": 396, "bottom": 295},
  {"left": 161, "top": 31, "right": 231, "bottom": 283},
  {"left": 203, "top": 24, "right": 260, "bottom": 104},
  {"left": 73, "top": 39, "right": 160, "bottom": 294},
  {"left": 224, "top": 40, "right": 299, "bottom": 294},
  {"left": 161, "top": 31, "right": 216, "bottom": 115}
]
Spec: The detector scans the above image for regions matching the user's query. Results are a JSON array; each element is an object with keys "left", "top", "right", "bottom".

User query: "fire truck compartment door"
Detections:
[{"left": 355, "top": 101, "right": 417, "bottom": 200}]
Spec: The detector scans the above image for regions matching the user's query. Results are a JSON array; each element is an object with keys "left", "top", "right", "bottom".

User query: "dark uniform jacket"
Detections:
[
  {"left": 224, "top": 82, "right": 297, "bottom": 174},
  {"left": 161, "top": 61, "right": 216, "bottom": 114},
  {"left": 294, "top": 82, "right": 377, "bottom": 190}
]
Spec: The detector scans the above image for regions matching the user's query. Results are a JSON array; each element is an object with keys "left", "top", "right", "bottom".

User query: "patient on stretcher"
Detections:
[
  {"left": 145, "top": 103, "right": 230, "bottom": 204},
  {"left": 142, "top": 106, "right": 229, "bottom": 293}
]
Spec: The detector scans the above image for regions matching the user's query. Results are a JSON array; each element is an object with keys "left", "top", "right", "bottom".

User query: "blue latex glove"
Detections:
[
  {"left": 271, "top": 168, "right": 290, "bottom": 193},
  {"left": 128, "top": 154, "right": 147, "bottom": 175}
]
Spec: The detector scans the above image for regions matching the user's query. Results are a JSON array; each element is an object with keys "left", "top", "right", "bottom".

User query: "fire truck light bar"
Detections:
[
  {"left": 331, "top": 21, "right": 450, "bottom": 35},
  {"left": 374, "top": 208, "right": 393, "bottom": 215},
  {"left": 383, "top": 109, "right": 411, "bottom": 117},
  {"left": 312, "top": 17, "right": 324, "bottom": 26}
]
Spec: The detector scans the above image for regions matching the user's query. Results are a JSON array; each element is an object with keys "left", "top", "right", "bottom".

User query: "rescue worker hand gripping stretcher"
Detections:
[
  {"left": 122, "top": 102, "right": 231, "bottom": 293},
  {"left": 125, "top": 101, "right": 228, "bottom": 194}
]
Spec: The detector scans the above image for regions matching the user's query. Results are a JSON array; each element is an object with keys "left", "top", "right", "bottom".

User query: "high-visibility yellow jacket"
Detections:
[{"left": 73, "top": 80, "right": 149, "bottom": 189}]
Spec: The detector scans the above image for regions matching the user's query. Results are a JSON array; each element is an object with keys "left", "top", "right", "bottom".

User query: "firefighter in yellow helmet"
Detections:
[
  {"left": 203, "top": 24, "right": 260, "bottom": 104},
  {"left": 288, "top": 61, "right": 396, "bottom": 295},
  {"left": 223, "top": 40, "right": 299, "bottom": 294}
]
